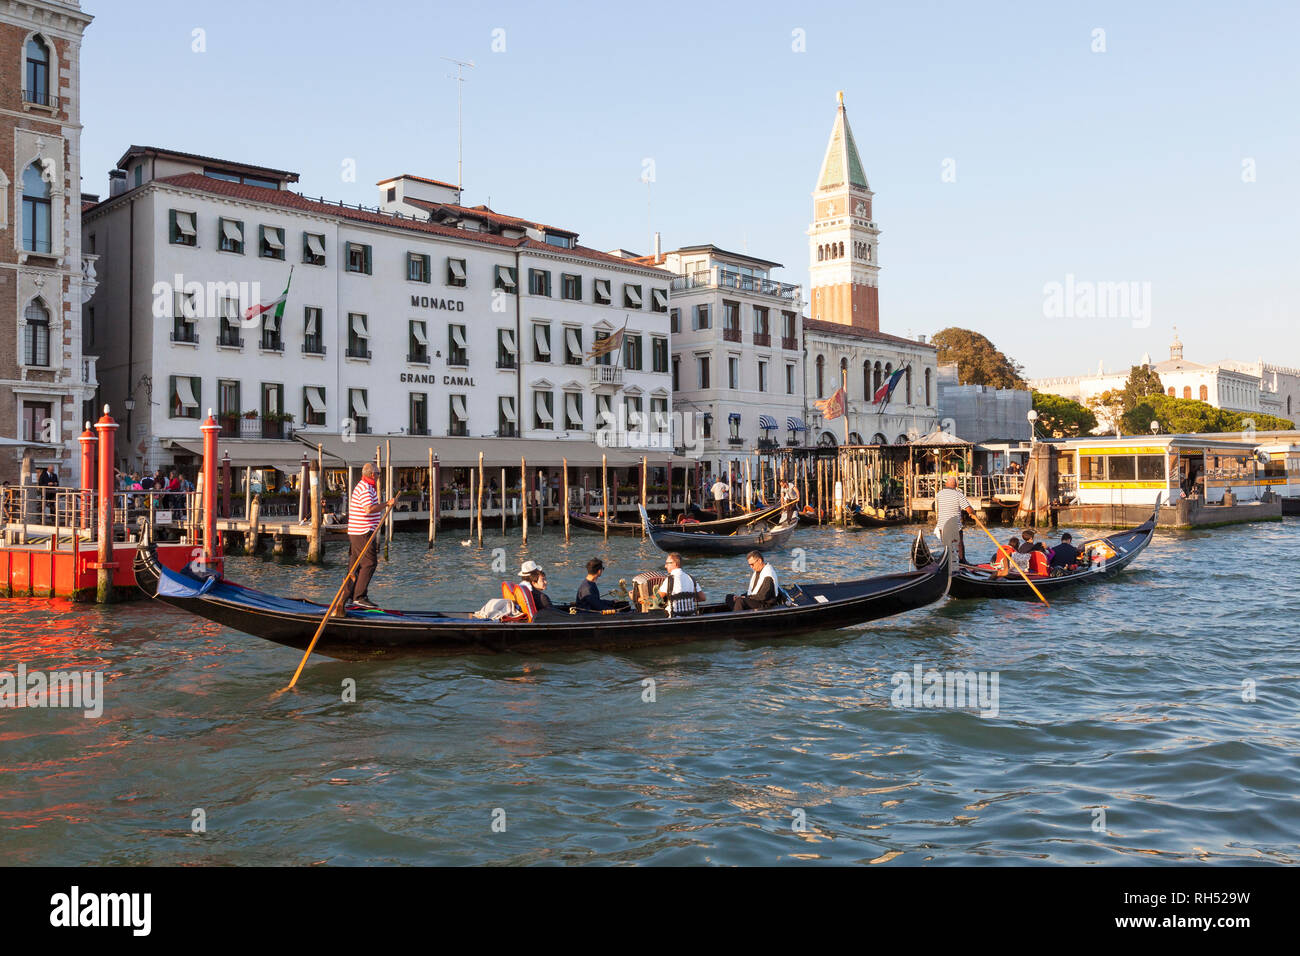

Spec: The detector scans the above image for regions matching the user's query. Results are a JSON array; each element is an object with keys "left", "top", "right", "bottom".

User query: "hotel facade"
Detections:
[{"left": 82, "top": 148, "right": 673, "bottom": 473}]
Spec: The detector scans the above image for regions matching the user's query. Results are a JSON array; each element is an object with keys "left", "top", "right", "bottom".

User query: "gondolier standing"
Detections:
[
  {"left": 341, "top": 463, "right": 386, "bottom": 610},
  {"left": 934, "top": 475, "right": 976, "bottom": 564}
]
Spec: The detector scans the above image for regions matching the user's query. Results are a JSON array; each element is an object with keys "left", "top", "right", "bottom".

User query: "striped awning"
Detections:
[
  {"left": 758, "top": 414, "right": 778, "bottom": 430},
  {"left": 786, "top": 417, "right": 807, "bottom": 432},
  {"left": 728, "top": 412, "right": 742, "bottom": 424}
]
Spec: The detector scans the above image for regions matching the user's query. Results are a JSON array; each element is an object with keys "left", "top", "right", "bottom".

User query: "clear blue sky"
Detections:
[{"left": 80, "top": 0, "right": 1299, "bottom": 378}]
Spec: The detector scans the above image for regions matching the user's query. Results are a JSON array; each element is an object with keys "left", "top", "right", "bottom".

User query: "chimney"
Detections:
[
  {"left": 653, "top": 231, "right": 661, "bottom": 259},
  {"left": 917, "top": 334, "right": 927, "bottom": 344},
  {"left": 108, "top": 169, "right": 127, "bottom": 197}
]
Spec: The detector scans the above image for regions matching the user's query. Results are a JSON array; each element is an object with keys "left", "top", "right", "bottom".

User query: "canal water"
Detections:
[{"left": 2, "top": 518, "right": 1298, "bottom": 865}]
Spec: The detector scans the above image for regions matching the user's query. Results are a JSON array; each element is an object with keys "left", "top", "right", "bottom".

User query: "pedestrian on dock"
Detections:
[
  {"left": 934, "top": 475, "right": 975, "bottom": 564},
  {"left": 339, "top": 463, "right": 388, "bottom": 612},
  {"left": 38, "top": 466, "right": 57, "bottom": 522}
]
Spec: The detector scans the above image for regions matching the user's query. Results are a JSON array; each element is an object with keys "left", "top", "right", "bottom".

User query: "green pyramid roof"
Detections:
[{"left": 816, "top": 100, "right": 869, "bottom": 192}]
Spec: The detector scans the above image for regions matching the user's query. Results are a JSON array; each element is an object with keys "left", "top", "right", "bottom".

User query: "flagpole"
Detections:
[{"left": 842, "top": 366, "right": 849, "bottom": 445}]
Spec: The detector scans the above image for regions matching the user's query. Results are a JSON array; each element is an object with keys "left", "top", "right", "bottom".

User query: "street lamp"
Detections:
[
  {"left": 1027, "top": 409, "right": 1038, "bottom": 444},
  {"left": 1150, "top": 420, "right": 1160, "bottom": 435}
]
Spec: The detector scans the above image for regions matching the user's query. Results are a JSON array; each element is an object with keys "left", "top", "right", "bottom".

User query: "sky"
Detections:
[{"left": 79, "top": 0, "right": 1299, "bottom": 379}]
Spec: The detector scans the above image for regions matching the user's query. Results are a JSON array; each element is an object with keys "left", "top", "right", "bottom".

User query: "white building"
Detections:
[
  {"left": 82, "top": 148, "right": 673, "bottom": 472},
  {"left": 637, "top": 242, "right": 804, "bottom": 466}
]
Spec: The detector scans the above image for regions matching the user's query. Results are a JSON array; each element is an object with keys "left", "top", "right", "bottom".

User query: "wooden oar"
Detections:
[
  {"left": 283, "top": 496, "right": 399, "bottom": 691},
  {"left": 968, "top": 512, "right": 1049, "bottom": 606}
]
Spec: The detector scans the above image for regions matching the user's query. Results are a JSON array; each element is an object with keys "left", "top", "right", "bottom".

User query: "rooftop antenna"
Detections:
[{"left": 441, "top": 56, "right": 475, "bottom": 193}]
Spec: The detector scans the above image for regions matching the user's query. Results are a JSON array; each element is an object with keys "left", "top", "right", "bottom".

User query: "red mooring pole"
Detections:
[
  {"left": 78, "top": 421, "right": 96, "bottom": 531},
  {"left": 94, "top": 406, "right": 118, "bottom": 603},
  {"left": 201, "top": 408, "right": 220, "bottom": 570}
]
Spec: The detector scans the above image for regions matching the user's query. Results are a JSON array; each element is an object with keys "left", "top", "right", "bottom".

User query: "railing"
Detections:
[
  {"left": 723, "top": 327, "right": 741, "bottom": 343},
  {"left": 261, "top": 338, "right": 284, "bottom": 352},
  {"left": 669, "top": 269, "right": 801, "bottom": 302},
  {"left": 302, "top": 341, "right": 327, "bottom": 355},
  {"left": 590, "top": 365, "right": 624, "bottom": 386},
  {"left": 218, "top": 332, "right": 243, "bottom": 348},
  {"left": 346, "top": 346, "right": 371, "bottom": 359},
  {"left": 171, "top": 328, "right": 199, "bottom": 345},
  {"left": 496, "top": 357, "right": 516, "bottom": 369},
  {"left": 217, "top": 415, "right": 294, "bottom": 440},
  {"left": 782, "top": 336, "right": 799, "bottom": 350},
  {"left": 911, "top": 473, "right": 1025, "bottom": 502},
  {"left": 22, "top": 89, "right": 58, "bottom": 109},
  {"left": 1, "top": 487, "right": 203, "bottom": 544},
  {"left": 407, "top": 351, "right": 430, "bottom": 364},
  {"left": 81, "top": 355, "right": 98, "bottom": 387},
  {"left": 753, "top": 332, "right": 771, "bottom": 347},
  {"left": 727, "top": 436, "right": 744, "bottom": 446}
]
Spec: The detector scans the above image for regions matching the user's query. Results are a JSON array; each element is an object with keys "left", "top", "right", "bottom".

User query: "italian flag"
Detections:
[{"left": 243, "top": 267, "right": 292, "bottom": 322}]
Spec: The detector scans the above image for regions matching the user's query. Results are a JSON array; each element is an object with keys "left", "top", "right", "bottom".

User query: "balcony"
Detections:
[
  {"left": 80, "top": 356, "right": 97, "bottom": 388},
  {"left": 782, "top": 336, "right": 799, "bottom": 350},
  {"left": 171, "top": 327, "right": 199, "bottom": 345},
  {"left": 81, "top": 254, "right": 99, "bottom": 303},
  {"left": 218, "top": 415, "right": 294, "bottom": 440},
  {"left": 261, "top": 338, "right": 284, "bottom": 353},
  {"left": 727, "top": 436, "right": 744, "bottom": 446},
  {"left": 590, "top": 365, "right": 624, "bottom": 387},
  {"left": 407, "top": 351, "right": 430, "bottom": 365},
  {"left": 722, "top": 327, "right": 741, "bottom": 343},
  {"left": 302, "top": 341, "right": 327, "bottom": 356},
  {"left": 753, "top": 332, "right": 771, "bottom": 348},
  {"left": 218, "top": 332, "right": 243, "bottom": 348},
  {"left": 496, "top": 356, "right": 517, "bottom": 370},
  {"left": 409, "top": 427, "right": 431, "bottom": 437},
  {"left": 346, "top": 345, "right": 372, "bottom": 360},
  {"left": 22, "top": 89, "right": 59, "bottom": 110},
  {"left": 669, "top": 267, "right": 801, "bottom": 302}
]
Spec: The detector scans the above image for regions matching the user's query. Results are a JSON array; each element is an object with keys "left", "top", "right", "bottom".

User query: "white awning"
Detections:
[
  {"left": 652, "top": 288, "right": 668, "bottom": 309},
  {"left": 451, "top": 326, "right": 467, "bottom": 350},
  {"left": 175, "top": 211, "right": 196, "bottom": 237},
  {"left": 496, "top": 267, "right": 516, "bottom": 289},
  {"left": 597, "top": 394, "right": 611, "bottom": 415},
  {"left": 305, "top": 311, "right": 318, "bottom": 335},
  {"left": 350, "top": 391, "right": 370, "bottom": 418},
  {"left": 595, "top": 279, "right": 611, "bottom": 299},
  {"left": 263, "top": 228, "right": 284, "bottom": 250},
  {"left": 221, "top": 219, "right": 243, "bottom": 243},
  {"left": 533, "top": 326, "right": 550, "bottom": 357},
  {"left": 411, "top": 322, "right": 428, "bottom": 346},
  {"left": 535, "top": 394, "right": 553, "bottom": 423},
  {"left": 264, "top": 313, "right": 280, "bottom": 333},
  {"left": 625, "top": 285, "right": 643, "bottom": 306},
  {"left": 351, "top": 314, "right": 368, "bottom": 337},
  {"left": 452, "top": 395, "right": 468, "bottom": 421},
  {"left": 305, "top": 234, "right": 326, "bottom": 257},
  {"left": 305, "top": 387, "right": 326, "bottom": 413},
  {"left": 175, "top": 377, "right": 198, "bottom": 409},
  {"left": 501, "top": 397, "right": 517, "bottom": 423},
  {"left": 448, "top": 258, "right": 466, "bottom": 280},
  {"left": 565, "top": 394, "right": 582, "bottom": 426},
  {"left": 565, "top": 328, "right": 581, "bottom": 355},
  {"left": 175, "top": 292, "right": 196, "bottom": 321},
  {"left": 501, "top": 329, "right": 516, "bottom": 354}
]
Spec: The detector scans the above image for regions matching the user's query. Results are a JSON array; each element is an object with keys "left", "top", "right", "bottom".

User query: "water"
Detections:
[{"left": 3, "top": 518, "right": 1298, "bottom": 865}]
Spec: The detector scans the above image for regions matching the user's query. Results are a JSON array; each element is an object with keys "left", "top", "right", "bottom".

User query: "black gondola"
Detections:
[
  {"left": 850, "top": 506, "right": 911, "bottom": 528},
  {"left": 639, "top": 505, "right": 799, "bottom": 555},
  {"left": 132, "top": 540, "right": 951, "bottom": 660},
  {"left": 911, "top": 503, "right": 1157, "bottom": 600},
  {"left": 568, "top": 502, "right": 784, "bottom": 536}
]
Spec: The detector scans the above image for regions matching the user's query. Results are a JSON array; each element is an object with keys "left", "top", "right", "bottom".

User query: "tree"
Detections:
[
  {"left": 1121, "top": 394, "right": 1295, "bottom": 435},
  {"left": 1032, "top": 391, "right": 1097, "bottom": 438},
  {"left": 1122, "top": 365, "right": 1164, "bottom": 411},
  {"left": 1087, "top": 389, "right": 1126, "bottom": 434},
  {"left": 931, "top": 328, "right": 1027, "bottom": 389}
]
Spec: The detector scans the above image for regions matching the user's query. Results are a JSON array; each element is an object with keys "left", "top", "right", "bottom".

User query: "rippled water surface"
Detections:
[{"left": 2, "top": 518, "right": 1298, "bottom": 865}]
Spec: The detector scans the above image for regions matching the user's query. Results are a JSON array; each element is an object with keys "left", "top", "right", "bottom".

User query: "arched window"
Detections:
[
  {"left": 22, "top": 162, "right": 51, "bottom": 253},
  {"left": 24, "top": 35, "right": 50, "bottom": 106},
  {"left": 924, "top": 368, "right": 932, "bottom": 406},
  {"left": 871, "top": 432, "right": 888, "bottom": 445},
  {"left": 817, "top": 245, "right": 823, "bottom": 261},
  {"left": 1199, "top": 385, "right": 1208, "bottom": 402},
  {"left": 905, "top": 366, "right": 913, "bottom": 405},
  {"left": 1289, "top": 396, "right": 1293, "bottom": 416},
  {"left": 818, "top": 432, "right": 837, "bottom": 447},
  {"left": 1183, "top": 386, "right": 1192, "bottom": 400},
  {"left": 24, "top": 299, "right": 50, "bottom": 367},
  {"left": 849, "top": 431, "right": 863, "bottom": 445},
  {"left": 865, "top": 244, "right": 872, "bottom": 261},
  {"left": 863, "top": 360, "right": 871, "bottom": 399},
  {"left": 838, "top": 241, "right": 844, "bottom": 258},
  {"left": 815, "top": 355, "right": 825, "bottom": 398},
  {"left": 873, "top": 361, "right": 883, "bottom": 394},
  {"left": 884, "top": 362, "right": 893, "bottom": 387},
  {"left": 1168, "top": 387, "right": 1176, "bottom": 397}
]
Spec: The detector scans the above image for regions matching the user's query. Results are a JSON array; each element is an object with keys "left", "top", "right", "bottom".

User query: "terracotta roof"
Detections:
[
  {"left": 802, "top": 317, "right": 936, "bottom": 350},
  {"left": 116, "top": 145, "right": 299, "bottom": 182},
  {"left": 378, "top": 174, "right": 459, "bottom": 190},
  {"left": 408, "top": 198, "right": 575, "bottom": 236}
]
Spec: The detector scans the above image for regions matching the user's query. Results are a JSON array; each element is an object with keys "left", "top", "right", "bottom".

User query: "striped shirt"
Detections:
[
  {"left": 347, "top": 479, "right": 381, "bottom": 535},
  {"left": 934, "top": 487, "right": 972, "bottom": 529}
]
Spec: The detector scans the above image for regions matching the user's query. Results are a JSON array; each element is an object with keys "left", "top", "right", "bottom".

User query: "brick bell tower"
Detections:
[{"left": 807, "top": 91, "right": 880, "bottom": 331}]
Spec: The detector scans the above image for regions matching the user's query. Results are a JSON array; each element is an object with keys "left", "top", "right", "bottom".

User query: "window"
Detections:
[
  {"left": 534, "top": 390, "right": 554, "bottom": 430},
  {"left": 1137, "top": 455, "right": 1165, "bottom": 481},
  {"left": 21, "top": 163, "right": 51, "bottom": 253},
  {"left": 533, "top": 323, "right": 552, "bottom": 363},
  {"left": 753, "top": 306, "right": 770, "bottom": 336},
  {"left": 345, "top": 241, "right": 372, "bottom": 274},
  {"left": 728, "top": 356, "right": 739, "bottom": 389},
  {"left": 672, "top": 357, "right": 680, "bottom": 392},
  {"left": 259, "top": 225, "right": 285, "bottom": 260},
  {"left": 624, "top": 284, "right": 643, "bottom": 309},
  {"left": 698, "top": 356, "right": 710, "bottom": 389},
  {"left": 758, "top": 361, "right": 768, "bottom": 393},
  {"left": 497, "top": 328, "right": 517, "bottom": 368},
  {"left": 347, "top": 313, "right": 370, "bottom": 358},
  {"left": 348, "top": 389, "right": 370, "bottom": 434},
  {"left": 409, "top": 320, "right": 429, "bottom": 363},
  {"left": 561, "top": 273, "right": 581, "bottom": 300},
  {"left": 652, "top": 336, "right": 668, "bottom": 373},
  {"left": 303, "top": 386, "right": 327, "bottom": 427},
  {"left": 219, "top": 299, "right": 242, "bottom": 348},
  {"left": 303, "top": 307, "right": 325, "bottom": 354},
  {"left": 407, "top": 252, "right": 431, "bottom": 283},
  {"left": 21, "top": 401, "right": 52, "bottom": 443},
  {"left": 528, "top": 268, "right": 551, "bottom": 296},
  {"left": 702, "top": 414, "right": 713, "bottom": 439},
  {"left": 261, "top": 309, "right": 283, "bottom": 351},
  {"left": 1108, "top": 456, "right": 1137, "bottom": 481},
  {"left": 564, "top": 327, "right": 583, "bottom": 365},
  {"left": 722, "top": 300, "right": 740, "bottom": 332},
  {"left": 543, "top": 232, "right": 574, "bottom": 249},
  {"left": 863, "top": 361, "right": 872, "bottom": 400},
  {"left": 172, "top": 290, "right": 198, "bottom": 343},
  {"left": 217, "top": 217, "right": 244, "bottom": 254},
  {"left": 816, "top": 355, "right": 825, "bottom": 397},
  {"left": 670, "top": 308, "right": 680, "bottom": 334},
  {"left": 260, "top": 383, "right": 284, "bottom": 426},
  {"left": 782, "top": 310, "right": 797, "bottom": 342},
  {"left": 693, "top": 304, "right": 711, "bottom": 330},
  {"left": 446, "top": 257, "right": 466, "bottom": 287},
  {"left": 203, "top": 169, "right": 278, "bottom": 189},
  {"left": 447, "top": 394, "right": 467, "bottom": 436},
  {"left": 625, "top": 394, "right": 644, "bottom": 432},
  {"left": 924, "top": 367, "right": 932, "bottom": 406},
  {"left": 1183, "top": 386, "right": 1192, "bottom": 400},
  {"left": 786, "top": 363, "right": 796, "bottom": 395},
  {"left": 564, "top": 392, "right": 583, "bottom": 431},
  {"left": 302, "top": 232, "right": 326, "bottom": 266},
  {"left": 1199, "top": 385, "right": 1209, "bottom": 402},
  {"left": 218, "top": 380, "right": 241, "bottom": 420},
  {"left": 410, "top": 392, "right": 431, "bottom": 435},
  {"left": 169, "top": 210, "right": 197, "bottom": 246},
  {"left": 593, "top": 330, "right": 612, "bottom": 366},
  {"left": 24, "top": 35, "right": 50, "bottom": 106},
  {"left": 85, "top": 305, "right": 95, "bottom": 349},
  {"left": 23, "top": 299, "right": 50, "bottom": 366},
  {"left": 650, "top": 288, "right": 668, "bottom": 313},
  {"left": 499, "top": 396, "right": 518, "bottom": 437},
  {"left": 169, "top": 375, "right": 201, "bottom": 419},
  {"left": 651, "top": 397, "right": 669, "bottom": 434},
  {"left": 593, "top": 278, "right": 612, "bottom": 305},
  {"left": 448, "top": 324, "right": 468, "bottom": 366},
  {"left": 624, "top": 334, "right": 643, "bottom": 371},
  {"left": 494, "top": 265, "right": 517, "bottom": 292}
]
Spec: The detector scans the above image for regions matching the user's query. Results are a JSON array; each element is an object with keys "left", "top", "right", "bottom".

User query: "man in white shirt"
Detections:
[
  {"left": 710, "top": 477, "right": 731, "bottom": 516},
  {"left": 657, "top": 552, "right": 703, "bottom": 615},
  {"left": 934, "top": 475, "right": 976, "bottom": 563},
  {"left": 731, "top": 550, "right": 780, "bottom": 611}
]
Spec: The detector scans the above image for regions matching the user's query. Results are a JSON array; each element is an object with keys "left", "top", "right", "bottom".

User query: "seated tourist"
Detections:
[
  {"left": 1018, "top": 529, "right": 1046, "bottom": 554},
  {"left": 730, "top": 550, "right": 780, "bottom": 611},
  {"left": 657, "top": 552, "right": 703, "bottom": 615},
  {"left": 518, "top": 560, "right": 554, "bottom": 612},
  {"left": 1048, "top": 533, "right": 1082, "bottom": 572},
  {"left": 575, "top": 558, "right": 617, "bottom": 612}
]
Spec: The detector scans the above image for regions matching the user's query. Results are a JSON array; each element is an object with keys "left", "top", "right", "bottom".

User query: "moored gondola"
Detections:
[
  {"left": 568, "top": 502, "right": 785, "bottom": 536},
  {"left": 640, "top": 505, "right": 799, "bottom": 555},
  {"left": 850, "top": 506, "right": 911, "bottom": 528},
  {"left": 911, "top": 504, "right": 1157, "bottom": 600},
  {"left": 133, "top": 539, "right": 951, "bottom": 660}
]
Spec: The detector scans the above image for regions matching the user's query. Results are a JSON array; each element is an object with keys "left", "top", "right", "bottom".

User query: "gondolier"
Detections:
[
  {"left": 340, "top": 463, "right": 387, "bottom": 611},
  {"left": 934, "top": 475, "right": 975, "bottom": 563},
  {"left": 711, "top": 477, "right": 731, "bottom": 517}
]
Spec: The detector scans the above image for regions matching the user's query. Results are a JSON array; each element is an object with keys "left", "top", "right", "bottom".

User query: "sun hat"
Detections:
[{"left": 519, "top": 559, "right": 543, "bottom": 577}]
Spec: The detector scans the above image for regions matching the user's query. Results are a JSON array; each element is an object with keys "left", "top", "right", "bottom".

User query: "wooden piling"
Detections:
[
  {"left": 640, "top": 456, "right": 647, "bottom": 537},
  {"left": 308, "top": 457, "right": 323, "bottom": 563},
  {"left": 476, "top": 451, "right": 485, "bottom": 548},
  {"left": 521, "top": 457, "right": 528, "bottom": 546},
  {"left": 563, "top": 458, "right": 570, "bottom": 543},
  {"left": 469, "top": 468, "right": 477, "bottom": 546},
  {"left": 427, "top": 448, "right": 435, "bottom": 549},
  {"left": 501, "top": 467, "right": 507, "bottom": 536},
  {"left": 601, "top": 454, "right": 609, "bottom": 540},
  {"left": 246, "top": 493, "right": 261, "bottom": 555}
]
